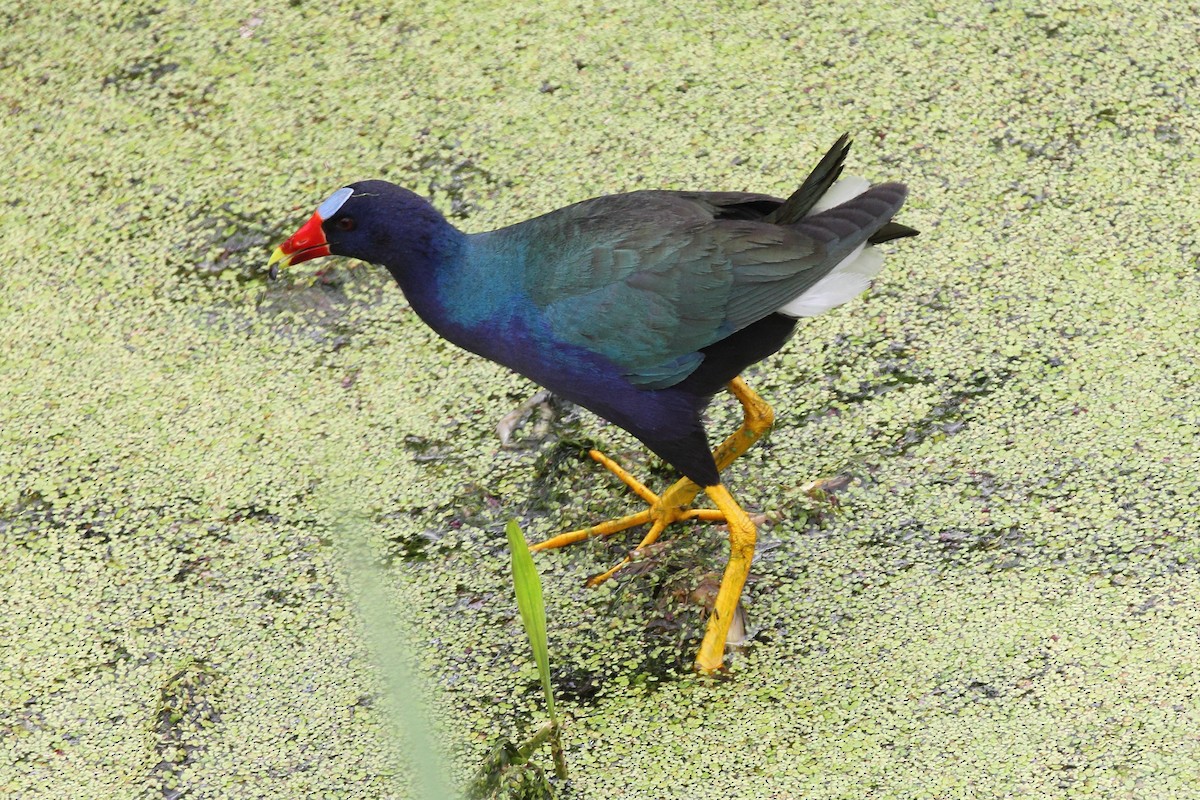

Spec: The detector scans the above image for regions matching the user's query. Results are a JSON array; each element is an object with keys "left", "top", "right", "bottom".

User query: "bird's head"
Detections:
[{"left": 267, "top": 181, "right": 450, "bottom": 279}]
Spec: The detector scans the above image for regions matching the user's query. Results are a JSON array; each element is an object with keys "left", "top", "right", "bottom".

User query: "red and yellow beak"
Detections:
[
  {"left": 267, "top": 211, "right": 329, "bottom": 279},
  {"left": 269, "top": 187, "right": 356, "bottom": 279}
]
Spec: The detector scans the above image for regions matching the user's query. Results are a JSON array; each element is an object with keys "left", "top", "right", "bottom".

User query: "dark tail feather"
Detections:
[
  {"left": 869, "top": 221, "right": 920, "bottom": 244},
  {"left": 795, "top": 182, "right": 909, "bottom": 248},
  {"left": 763, "top": 134, "right": 851, "bottom": 226}
]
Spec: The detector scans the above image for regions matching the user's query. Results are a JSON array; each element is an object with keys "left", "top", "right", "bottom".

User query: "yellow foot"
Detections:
[
  {"left": 529, "top": 453, "right": 760, "bottom": 672},
  {"left": 531, "top": 376, "right": 772, "bottom": 672},
  {"left": 530, "top": 449, "right": 725, "bottom": 586}
]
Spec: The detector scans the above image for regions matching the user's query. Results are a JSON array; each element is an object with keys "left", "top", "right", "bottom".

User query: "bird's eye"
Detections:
[{"left": 335, "top": 216, "right": 356, "bottom": 231}]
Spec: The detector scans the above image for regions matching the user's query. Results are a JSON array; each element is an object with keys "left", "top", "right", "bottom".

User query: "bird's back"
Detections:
[{"left": 459, "top": 178, "right": 908, "bottom": 391}]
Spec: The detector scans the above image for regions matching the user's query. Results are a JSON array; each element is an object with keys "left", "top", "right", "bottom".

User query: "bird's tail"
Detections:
[{"left": 777, "top": 178, "right": 915, "bottom": 318}]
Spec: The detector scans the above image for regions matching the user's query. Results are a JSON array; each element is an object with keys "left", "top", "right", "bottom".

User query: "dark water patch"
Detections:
[
  {"left": 175, "top": 206, "right": 282, "bottom": 285},
  {"left": 525, "top": 437, "right": 599, "bottom": 513},
  {"left": 882, "top": 367, "right": 1017, "bottom": 458},
  {"left": 150, "top": 661, "right": 224, "bottom": 799},
  {"left": 403, "top": 133, "right": 514, "bottom": 220}
]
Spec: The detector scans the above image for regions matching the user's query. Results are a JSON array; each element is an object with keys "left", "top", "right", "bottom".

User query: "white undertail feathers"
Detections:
[{"left": 776, "top": 177, "right": 887, "bottom": 318}]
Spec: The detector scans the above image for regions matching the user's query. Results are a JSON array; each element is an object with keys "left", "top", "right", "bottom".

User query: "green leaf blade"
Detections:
[{"left": 505, "top": 520, "right": 555, "bottom": 721}]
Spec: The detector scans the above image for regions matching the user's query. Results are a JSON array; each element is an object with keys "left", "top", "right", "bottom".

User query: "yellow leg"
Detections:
[
  {"left": 712, "top": 376, "right": 775, "bottom": 472},
  {"left": 532, "top": 376, "right": 772, "bottom": 607},
  {"left": 530, "top": 377, "right": 774, "bottom": 669},
  {"left": 694, "top": 484, "right": 757, "bottom": 671},
  {"left": 530, "top": 379, "right": 772, "bottom": 628}
]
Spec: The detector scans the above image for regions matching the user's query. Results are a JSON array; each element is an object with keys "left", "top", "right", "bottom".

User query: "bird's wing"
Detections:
[{"left": 521, "top": 188, "right": 900, "bottom": 389}]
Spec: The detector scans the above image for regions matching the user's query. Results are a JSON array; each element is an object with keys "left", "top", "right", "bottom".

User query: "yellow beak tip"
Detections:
[{"left": 267, "top": 246, "right": 289, "bottom": 280}]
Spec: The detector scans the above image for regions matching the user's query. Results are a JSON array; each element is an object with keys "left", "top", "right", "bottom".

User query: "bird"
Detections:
[{"left": 268, "top": 135, "right": 917, "bottom": 671}]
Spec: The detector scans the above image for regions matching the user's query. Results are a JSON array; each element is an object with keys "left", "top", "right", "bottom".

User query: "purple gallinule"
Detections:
[{"left": 269, "top": 135, "right": 916, "bottom": 670}]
